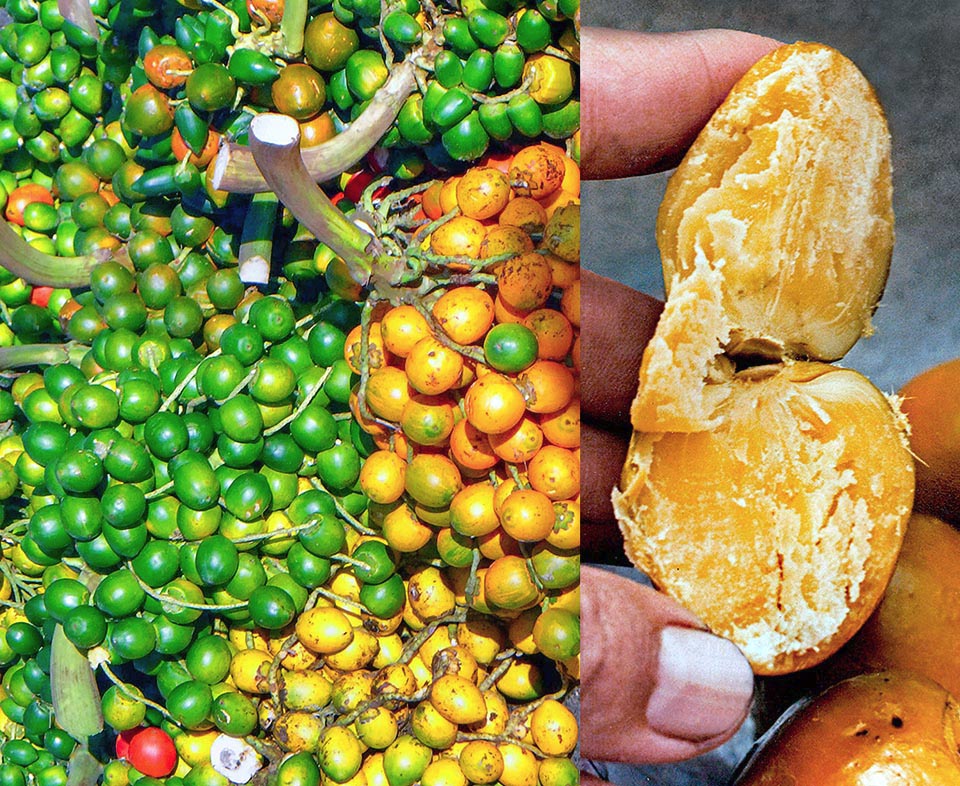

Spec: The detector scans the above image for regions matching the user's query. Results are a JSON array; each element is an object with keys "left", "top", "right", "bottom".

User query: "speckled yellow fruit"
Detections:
[
  {"left": 229, "top": 649, "right": 272, "bottom": 694},
  {"left": 273, "top": 711, "right": 324, "bottom": 753},
  {"left": 530, "top": 700, "right": 578, "bottom": 756},
  {"left": 429, "top": 673, "right": 487, "bottom": 725},
  {"left": 295, "top": 606, "right": 354, "bottom": 655}
]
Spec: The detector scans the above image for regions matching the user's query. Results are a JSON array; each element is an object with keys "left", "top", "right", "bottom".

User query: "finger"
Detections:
[
  {"left": 581, "top": 269, "right": 662, "bottom": 425},
  {"left": 582, "top": 423, "right": 630, "bottom": 564},
  {"left": 581, "top": 566, "right": 755, "bottom": 764},
  {"left": 580, "top": 774, "right": 608, "bottom": 786},
  {"left": 581, "top": 27, "right": 781, "bottom": 179}
]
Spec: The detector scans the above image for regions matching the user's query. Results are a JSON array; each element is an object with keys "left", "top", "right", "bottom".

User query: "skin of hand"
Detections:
[{"left": 579, "top": 26, "right": 781, "bottom": 779}]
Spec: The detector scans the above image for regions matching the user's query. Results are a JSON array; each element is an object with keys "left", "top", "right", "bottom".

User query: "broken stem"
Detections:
[
  {"left": 0, "top": 220, "right": 130, "bottom": 287},
  {"left": 0, "top": 343, "right": 88, "bottom": 370},
  {"left": 238, "top": 191, "right": 279, "bottom": 282},
  {"left": 280, "top": 0, "right": 308, "bottom": 57},
  {"left": 248, "top": 113, "right": 376, "bottom": 285},
  {"left": 213, "top": 59, "right": 421, "bottom": 193}
]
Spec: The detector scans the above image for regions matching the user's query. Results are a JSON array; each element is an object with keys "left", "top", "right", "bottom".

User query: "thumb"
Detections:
[{"left": 581, "top": 566, "right": 755, "bottom": 764}]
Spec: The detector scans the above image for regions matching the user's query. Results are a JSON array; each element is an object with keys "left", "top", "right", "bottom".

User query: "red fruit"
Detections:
[
  {"left": 115, "top": 727, "right": 141, "bottom": 760},
  {"left": 344, "top": 170, "right": 374, "bottom": 203},
  {"left": 30, "top": 287, "right": 53, "bottom": 308},
  {"left": 366, "top": 147, "right": 389, "bottom": 172},
  {"left": 5, "top": 184, "right": 55, "bottom": 226},
  {"left": 127, "top": 727, "right": 178, "bottom": 778}
]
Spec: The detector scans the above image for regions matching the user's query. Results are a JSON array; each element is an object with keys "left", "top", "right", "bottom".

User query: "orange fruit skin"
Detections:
[
  {"left": 455, "top": 167, "right": 511, "bottom": 220},
  {"left": 899, "top": 357, "right": 960, "bottom": 524}
]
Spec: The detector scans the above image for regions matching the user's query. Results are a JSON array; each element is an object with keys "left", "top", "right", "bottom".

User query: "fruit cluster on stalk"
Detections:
[{"left": 0, "top": 0, "right": 579, "bottom": 783}]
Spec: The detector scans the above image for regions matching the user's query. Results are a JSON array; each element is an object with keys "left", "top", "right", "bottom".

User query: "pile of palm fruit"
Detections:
[{"left": 0, "top": 0, "right": 579, "bottom": 783}]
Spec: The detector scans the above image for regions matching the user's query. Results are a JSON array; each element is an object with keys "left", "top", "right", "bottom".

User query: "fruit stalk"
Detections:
[
  {"left": 66, "top": 748, "right": 104, "bottom": 786},
  {"left": 238, "top": 192, "right": 279, "bottom": 283},
  {"left": 213, "top": 58, "right": 421, "bottom": 193},
  {"left": 248, "top": 113, "right": 378, "bottom": 285},
  {"left": 280, "top": 0, "right": 308, "bottom": 57},
  {"left": 0, "top": 344, "right": 88, "bottom": 370},
  {"left": 0, "top": 220, "right": 130, "bottom": 287}
]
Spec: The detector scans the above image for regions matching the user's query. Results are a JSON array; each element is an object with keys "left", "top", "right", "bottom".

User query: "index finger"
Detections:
[
  {"left": 581, "top": 27, "right": 780, "bottom": 179},
  {"left": 580, "top": 269, "right": 662, "bottom": 425}
]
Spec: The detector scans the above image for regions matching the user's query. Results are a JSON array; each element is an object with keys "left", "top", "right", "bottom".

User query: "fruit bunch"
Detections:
[
  {"left": 0, "top": 190, "right": 579, "bottom": 783},
  {"left": 0, "top": 0, "right": 579, "bottom": 781},
  {"left": 0, "top": 0, "right": 580, "bottom": 332}
]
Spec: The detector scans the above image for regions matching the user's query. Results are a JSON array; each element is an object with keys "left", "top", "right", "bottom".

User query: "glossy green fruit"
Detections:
[
  {"left": 125, "top": 84, "right": 174, "bottom": 137},
  {"left": 186, "top": 63, "right": 237, "bottom": 113},
  {"left": 467, "top": 9, "right": 510, "bottom": 48},
  {"left": 345, "top": 50, "right": 387, "bottom": 101},
  {"left": 248, "top": 585, "right": 296, "bottom": 630},
  {"left": 382, "top": 10, "right": 421, "bottom": 44},
  {"left": 227, "top": 48, "right": 280, "bottom": 85},
  {"left": 304, "top": 12, "right": 359, "bottom": 71},
  {"left": 516, "top": 9, "right": 553, "bottom": 51},
  {"left": 441, "top": 110, "right": 489, "bottom": 161}
]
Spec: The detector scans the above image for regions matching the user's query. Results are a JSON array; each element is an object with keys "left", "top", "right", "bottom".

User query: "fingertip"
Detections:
[{"left": 647, "top": 626, "right": 755, "bottom": 743}]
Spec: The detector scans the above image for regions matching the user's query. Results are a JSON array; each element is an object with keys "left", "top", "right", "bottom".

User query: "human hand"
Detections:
[{"left": 579, "top": 26, "right": 781, "bottom": 781}]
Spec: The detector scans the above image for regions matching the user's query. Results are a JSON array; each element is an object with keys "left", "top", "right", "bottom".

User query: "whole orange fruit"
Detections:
[{"left": 899, "top": 357, "right": 960, "bottom": 524}]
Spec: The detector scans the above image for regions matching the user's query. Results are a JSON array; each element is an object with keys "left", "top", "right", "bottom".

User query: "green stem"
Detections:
[
  {"left": 308, "top": 477, "right": 377, "bottom": 536},
  {"left": 267, "top": 632, "right": 298, "bottom": 705},
  {"left": 398, "top": 609, "right": 467, "bottom": 665},
  {"left": 127, "top": 563, "right": 246, "bottom": 611},
  {"left": 144, "top": 479, "right": 175, "bottom": 500},
  {"left": 227, "top": 366, "right": 259, "bottom": 399},
  {"left": 0, "top": 343, "right": 88, "bottom": 370},
  {"left": 199, "top": 0, "right": 241, "bottom": 38},
  {"left": 66, "top": 747, "right": 104, "bottom": 786},
  {"left": 507, "top": 677, "right": 572, "bottom": 726},
  {"left": 478, "top": 650, "right": 518, "bottom": 692},
  {"left": 356, "top": 297, "right": 398, "bottom": 431},
  {"left": 280, "top": 0, "right": 308, "bottom": 57},
  {"left": 329, "top": 553, "right": 367, "bottom": 569},
  {"left": 464, "top": 547, "right": 482, "bottom": 609},
  {"left": 212, "top": 57, "right": 424, "bottom": 194},
  {"left": 238, "top": 191, "right": 279, "bottom": 279},
  {"left": 312, "top": 586, "right": 365, "bottom": 614},
  {"left": 263, "top": 365, "right": 331, "bottom": 436},
  {"left": 160, "top": 347, "right": 221, "bottom": 412},
  {"left": 246, "top": 113, "right": 377, "bottom": 285},
  {"left": 228, "top": 520, "right": 318, "bottom": 544},
  {"left": 506, "top": 463, "right": 528, "bottom": 489},
  {"left": 455, "top": 732, "right": 544, "bottom": 758},
  {"left": 409, "top": 299, "right": 486, "bottom": 363},
  {"left": 100, "top": 661, "right": 175, "bottom": 721},
  {"left": 471, "top": 72, "right": 535, "bottom": 104},
  {"left": 333, "top": 686, "right": 429, "bottom": 728},
  {"left": 0, "top": 220, "right": 128, "bottom": 286}
]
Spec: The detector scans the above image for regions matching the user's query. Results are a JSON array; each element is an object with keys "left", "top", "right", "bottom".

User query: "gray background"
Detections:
[
  {"left": 580, "top": 4, "right": 960, "bottom": 783},
  {"left": 582, "top": 1, "right": 960, "bottom": 394}
]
